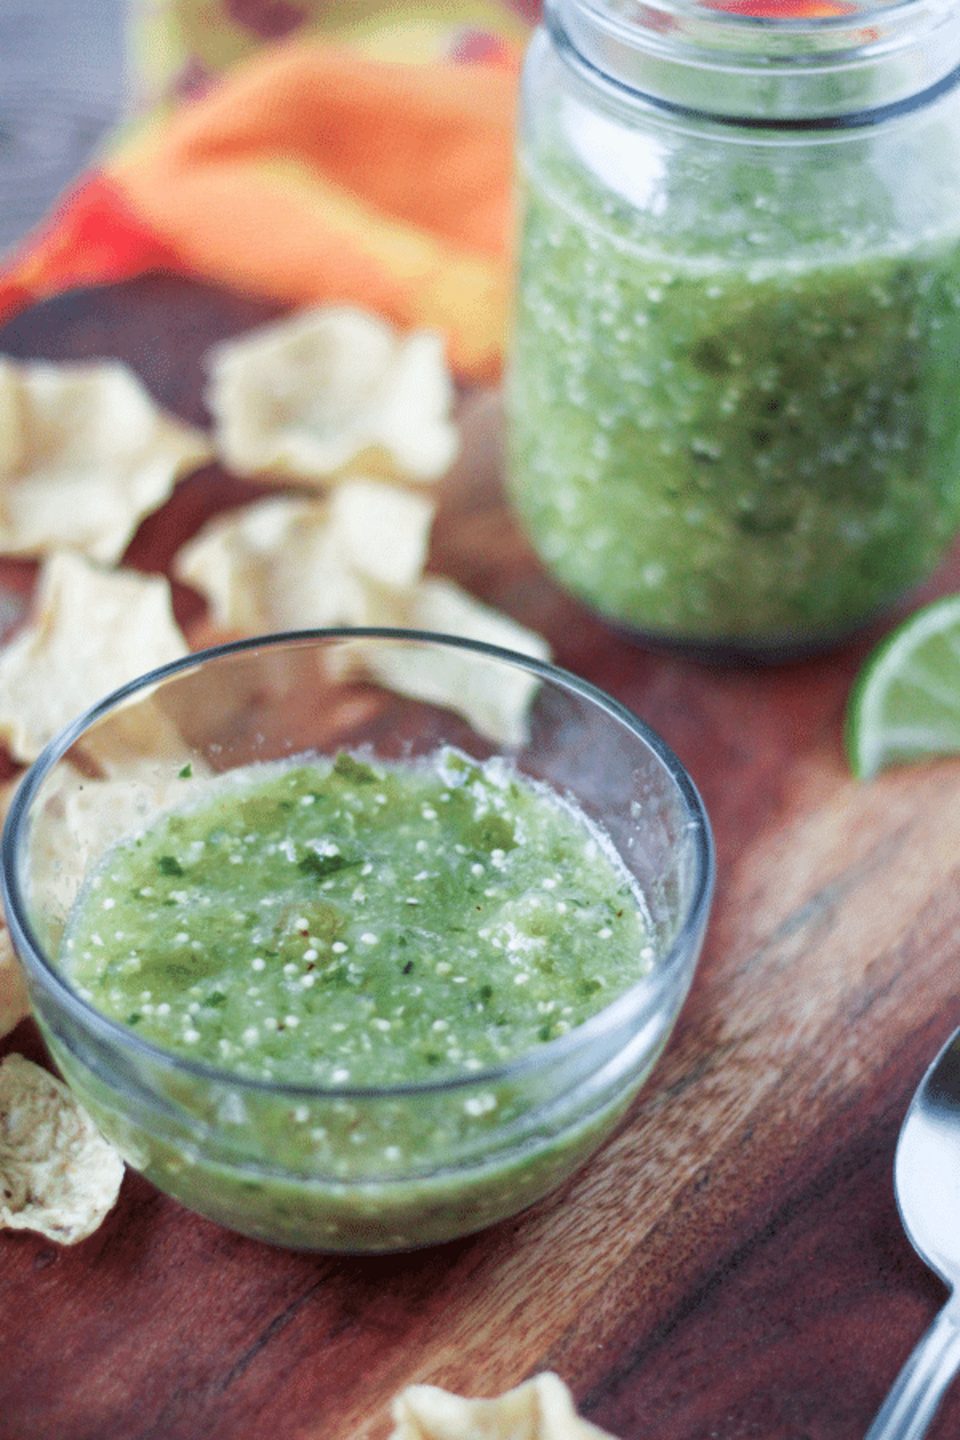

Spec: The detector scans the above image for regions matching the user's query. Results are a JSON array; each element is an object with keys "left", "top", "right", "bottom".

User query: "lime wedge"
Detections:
[{"left": 846, "top": 594, "right": 960, "bottom": 779}]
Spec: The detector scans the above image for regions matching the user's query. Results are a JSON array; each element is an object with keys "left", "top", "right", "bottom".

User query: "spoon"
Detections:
[{"left": 865, "top": 1027, "right": 960, "bottom": 1440}]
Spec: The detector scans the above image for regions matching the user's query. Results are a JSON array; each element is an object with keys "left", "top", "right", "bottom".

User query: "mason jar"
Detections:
[{"left": 505, "top": 0, "right": 960, "bottom": 659}]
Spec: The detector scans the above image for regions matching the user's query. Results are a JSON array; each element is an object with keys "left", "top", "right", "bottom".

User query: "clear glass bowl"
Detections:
[{"left": 1, "top": 629, "right": 714, "bottom": 1252}]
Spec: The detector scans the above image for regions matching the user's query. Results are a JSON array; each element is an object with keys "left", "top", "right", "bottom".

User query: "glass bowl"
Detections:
[{"left": 1, "top": 629, "right": 714, "bottom": 1252}]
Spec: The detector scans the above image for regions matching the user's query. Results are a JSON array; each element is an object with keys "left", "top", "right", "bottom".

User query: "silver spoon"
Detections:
[{"left": 865, "top": 1027, "right": 960, "bottom": 1440}]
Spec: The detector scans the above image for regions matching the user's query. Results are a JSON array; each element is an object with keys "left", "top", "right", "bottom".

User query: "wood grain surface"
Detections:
[{"left": 1, "top": 276, "right": 959, "bottom": 1440}]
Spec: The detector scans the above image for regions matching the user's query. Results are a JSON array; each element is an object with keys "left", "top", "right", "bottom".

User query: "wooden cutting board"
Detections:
[{"left": 1, "top": 274, "right": 958, "bottom": 1440}]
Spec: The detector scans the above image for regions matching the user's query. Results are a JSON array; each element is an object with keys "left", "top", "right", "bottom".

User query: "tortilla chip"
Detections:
[
  {"left": 24, "top": 759, "right": 213, "bottom": 953},
  {"left": 205, "top": 305, "right": 459, "bottom": 484},
  {"left": 0, "top": 357, "right": 26, "bottom": 473},
  {"left": 175, "top": 495, "right": 307, "bottom": 634},
  {"left": 174, "top": 481, "right": 435, "bottom": 632},
  {"left": 0, "top": 551, "right": 188, "bottom": 763},
  {"left": 0, "top": 356, "right": 211, "bottom": 563},
  {"left": 0, "top": 586, "right": 28, "bottom": 642},
  {"left": 354, "top": 577, "right": 551, "bottom": 747},
  {"left": 0, "top": 1053, "right": 124, "bottom": 1243},
  {"left": 0, "top": 927, "right": 30, "bottom": 1041},
  {"left": 389, "top": 1374, "right": 615, "bottom": 1440},
  {"left": 0, "top": 775, "right": 30, "bottom": 1038},
  {"left": 329, "top": 479, "right": 435, "bottom": 588}
]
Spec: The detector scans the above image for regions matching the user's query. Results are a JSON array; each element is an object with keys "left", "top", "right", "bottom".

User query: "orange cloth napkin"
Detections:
[
  {"left": 0, "top": 0, "right": 842, "bottom": 379},
  {"left": 0, "top": 12, "right": 528, "bottom": 383}
]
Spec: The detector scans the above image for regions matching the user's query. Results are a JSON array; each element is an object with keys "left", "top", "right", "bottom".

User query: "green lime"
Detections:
[{"left": 846, "top": 593, "right": 960, "bottom": 779}]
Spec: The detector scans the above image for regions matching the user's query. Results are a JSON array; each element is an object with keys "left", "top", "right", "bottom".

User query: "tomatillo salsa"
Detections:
[
  {"left": 59, "top": 748, "right": 656, "bottom": 1249},
  {"left": 507, "top": 132, "right": 960, "bottom": 650}
]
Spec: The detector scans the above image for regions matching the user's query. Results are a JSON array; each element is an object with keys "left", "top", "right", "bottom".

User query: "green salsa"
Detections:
[
  {"left": 506, "top": 111, "right": 960, "bottom": 650},
  {"left": 56, "top": 748, "right": 658, "bottom": 1249},
  {"left": 65, "top": 748, "right": 651, "bottom": 1081}
]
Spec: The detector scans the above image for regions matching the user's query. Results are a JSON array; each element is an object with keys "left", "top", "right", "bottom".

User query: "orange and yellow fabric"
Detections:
[
  {"left": 0, "top": 0, "right": 847, "bottom": 380},
  {"left": 0, "top": 1, "right": 538, "bottom": 382}
]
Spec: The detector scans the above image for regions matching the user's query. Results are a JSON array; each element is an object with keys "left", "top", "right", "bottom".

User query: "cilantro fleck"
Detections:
[
  {"left": 332, "top": 753, "right": 378, "bottom": 784},
  {"left": 468, "top": 814, "right": 518, "bottom": 854},
  {"left": 157, "top": 855, "right": 184, "bottom": 876},
  {"left": 297, "top": 851, "right": 362, "bottom": 879}
]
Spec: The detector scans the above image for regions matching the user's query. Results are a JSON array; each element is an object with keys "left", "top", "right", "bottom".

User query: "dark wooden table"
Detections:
[{"left": 1, "top": 274, "right": 959, "bottom": 1440}]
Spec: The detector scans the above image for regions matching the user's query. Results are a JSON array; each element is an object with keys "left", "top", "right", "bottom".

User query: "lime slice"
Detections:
[{"left": 846, "top": 593, "right": 960, "bottom": 779}]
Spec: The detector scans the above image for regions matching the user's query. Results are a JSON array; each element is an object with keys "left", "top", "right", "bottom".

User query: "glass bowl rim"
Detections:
[{"left": 1, "top": 626, "right": 715, "bottom": 1103}]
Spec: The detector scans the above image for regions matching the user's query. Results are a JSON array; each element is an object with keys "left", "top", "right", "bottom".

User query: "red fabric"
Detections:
[
  {"left": 0, "top": 175, "right": 184, "bottom": 325},
  {"left": 706, "top": 2, "right": 854, "bottom": 14}
]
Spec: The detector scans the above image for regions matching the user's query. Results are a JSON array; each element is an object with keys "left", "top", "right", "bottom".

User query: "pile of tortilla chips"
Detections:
[
  {"left": 0, "top": 302, "right": 548, "bottom": 769},
  {"left": 0, "top": 302, "right": 549, "bottom": 1245}
]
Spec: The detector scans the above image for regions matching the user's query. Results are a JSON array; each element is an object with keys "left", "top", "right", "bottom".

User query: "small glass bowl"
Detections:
[{"left": 2, "top": 629, "right": 714, "bottom": 1252}]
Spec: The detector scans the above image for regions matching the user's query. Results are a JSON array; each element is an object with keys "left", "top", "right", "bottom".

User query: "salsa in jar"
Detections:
[{"left": 506, "top": 1, "right": 960, "bottom": 657}]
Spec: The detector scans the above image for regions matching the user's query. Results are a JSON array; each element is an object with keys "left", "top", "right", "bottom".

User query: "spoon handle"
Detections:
[{"left": 865, "top": 1299, "right": 960, "bottom": 1440}]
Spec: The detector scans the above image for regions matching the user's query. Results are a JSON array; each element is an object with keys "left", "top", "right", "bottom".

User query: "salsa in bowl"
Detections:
[{"left": 1, "top": 629, "right": 713, "bottom": 1251}]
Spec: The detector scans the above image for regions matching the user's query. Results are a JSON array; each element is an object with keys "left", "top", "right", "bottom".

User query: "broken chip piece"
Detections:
[
  {"left": 0, "top": 1053, "right": 125, "bottom": 1244},
  {"left": 351, "top": 575, "right": 552, "bottom": 747},
  {"left": 204, "top": 305, "right": 459, "bottom": 484},
  {"left": 0, "top": 356, "right": 211, "bottom": 563},
  {"left": 389, "top": 1373, "right": 616, "bottom": 1440},
  {"left": 0, "top": 550, "right": 188, "bottom": 763}
]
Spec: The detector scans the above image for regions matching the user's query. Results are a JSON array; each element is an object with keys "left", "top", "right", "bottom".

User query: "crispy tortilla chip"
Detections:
[
  {"left": 25, "top": 760, "right": 212, "bottom": 952},
  {"left": 389, "top": 1374, "right": 615, "bottom": 1440},
  {"left": 329, "top": 480, "right": 435, "bottom": 588},
  {"left": 0, "top": 776, "right": 30, "bottom": 1038},
  {"left": 0, "top": 551, "right": 188, "bottom": 763},
  {"left": 0, "top": 357, "right": 26, "bottom": 473},
  {"left": 175, "top": 495, "right": 310, "bottom": 634},
  {"left": 0, "top": 586, "right": 27, "bottom": 642},
  {"left": 0, "top": 927, "right": 30, "bottom": 1040},
  {"left": 0, "top": 1053, "right": 124, "bottom": 1243},
  {"left": 0, "top": 356, "right": 211, "bottom": 563},
  {"left": 205, "top": 306, "right": 459, "bottom": 484},
  {"left": 354, "top": 577, "right": 551, "bottom": 747},
  {"left": 174, "top": 482, "right": 435, "bottom": 632}
]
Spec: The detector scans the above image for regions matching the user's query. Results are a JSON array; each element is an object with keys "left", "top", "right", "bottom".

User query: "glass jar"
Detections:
[{"left": 505, "top": 0, "right": 960, "bottom": 659}]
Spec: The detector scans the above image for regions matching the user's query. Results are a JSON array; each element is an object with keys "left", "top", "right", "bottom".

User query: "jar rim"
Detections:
[{"left": 546, "top": 0, "right": 960, "bottom": 123}]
